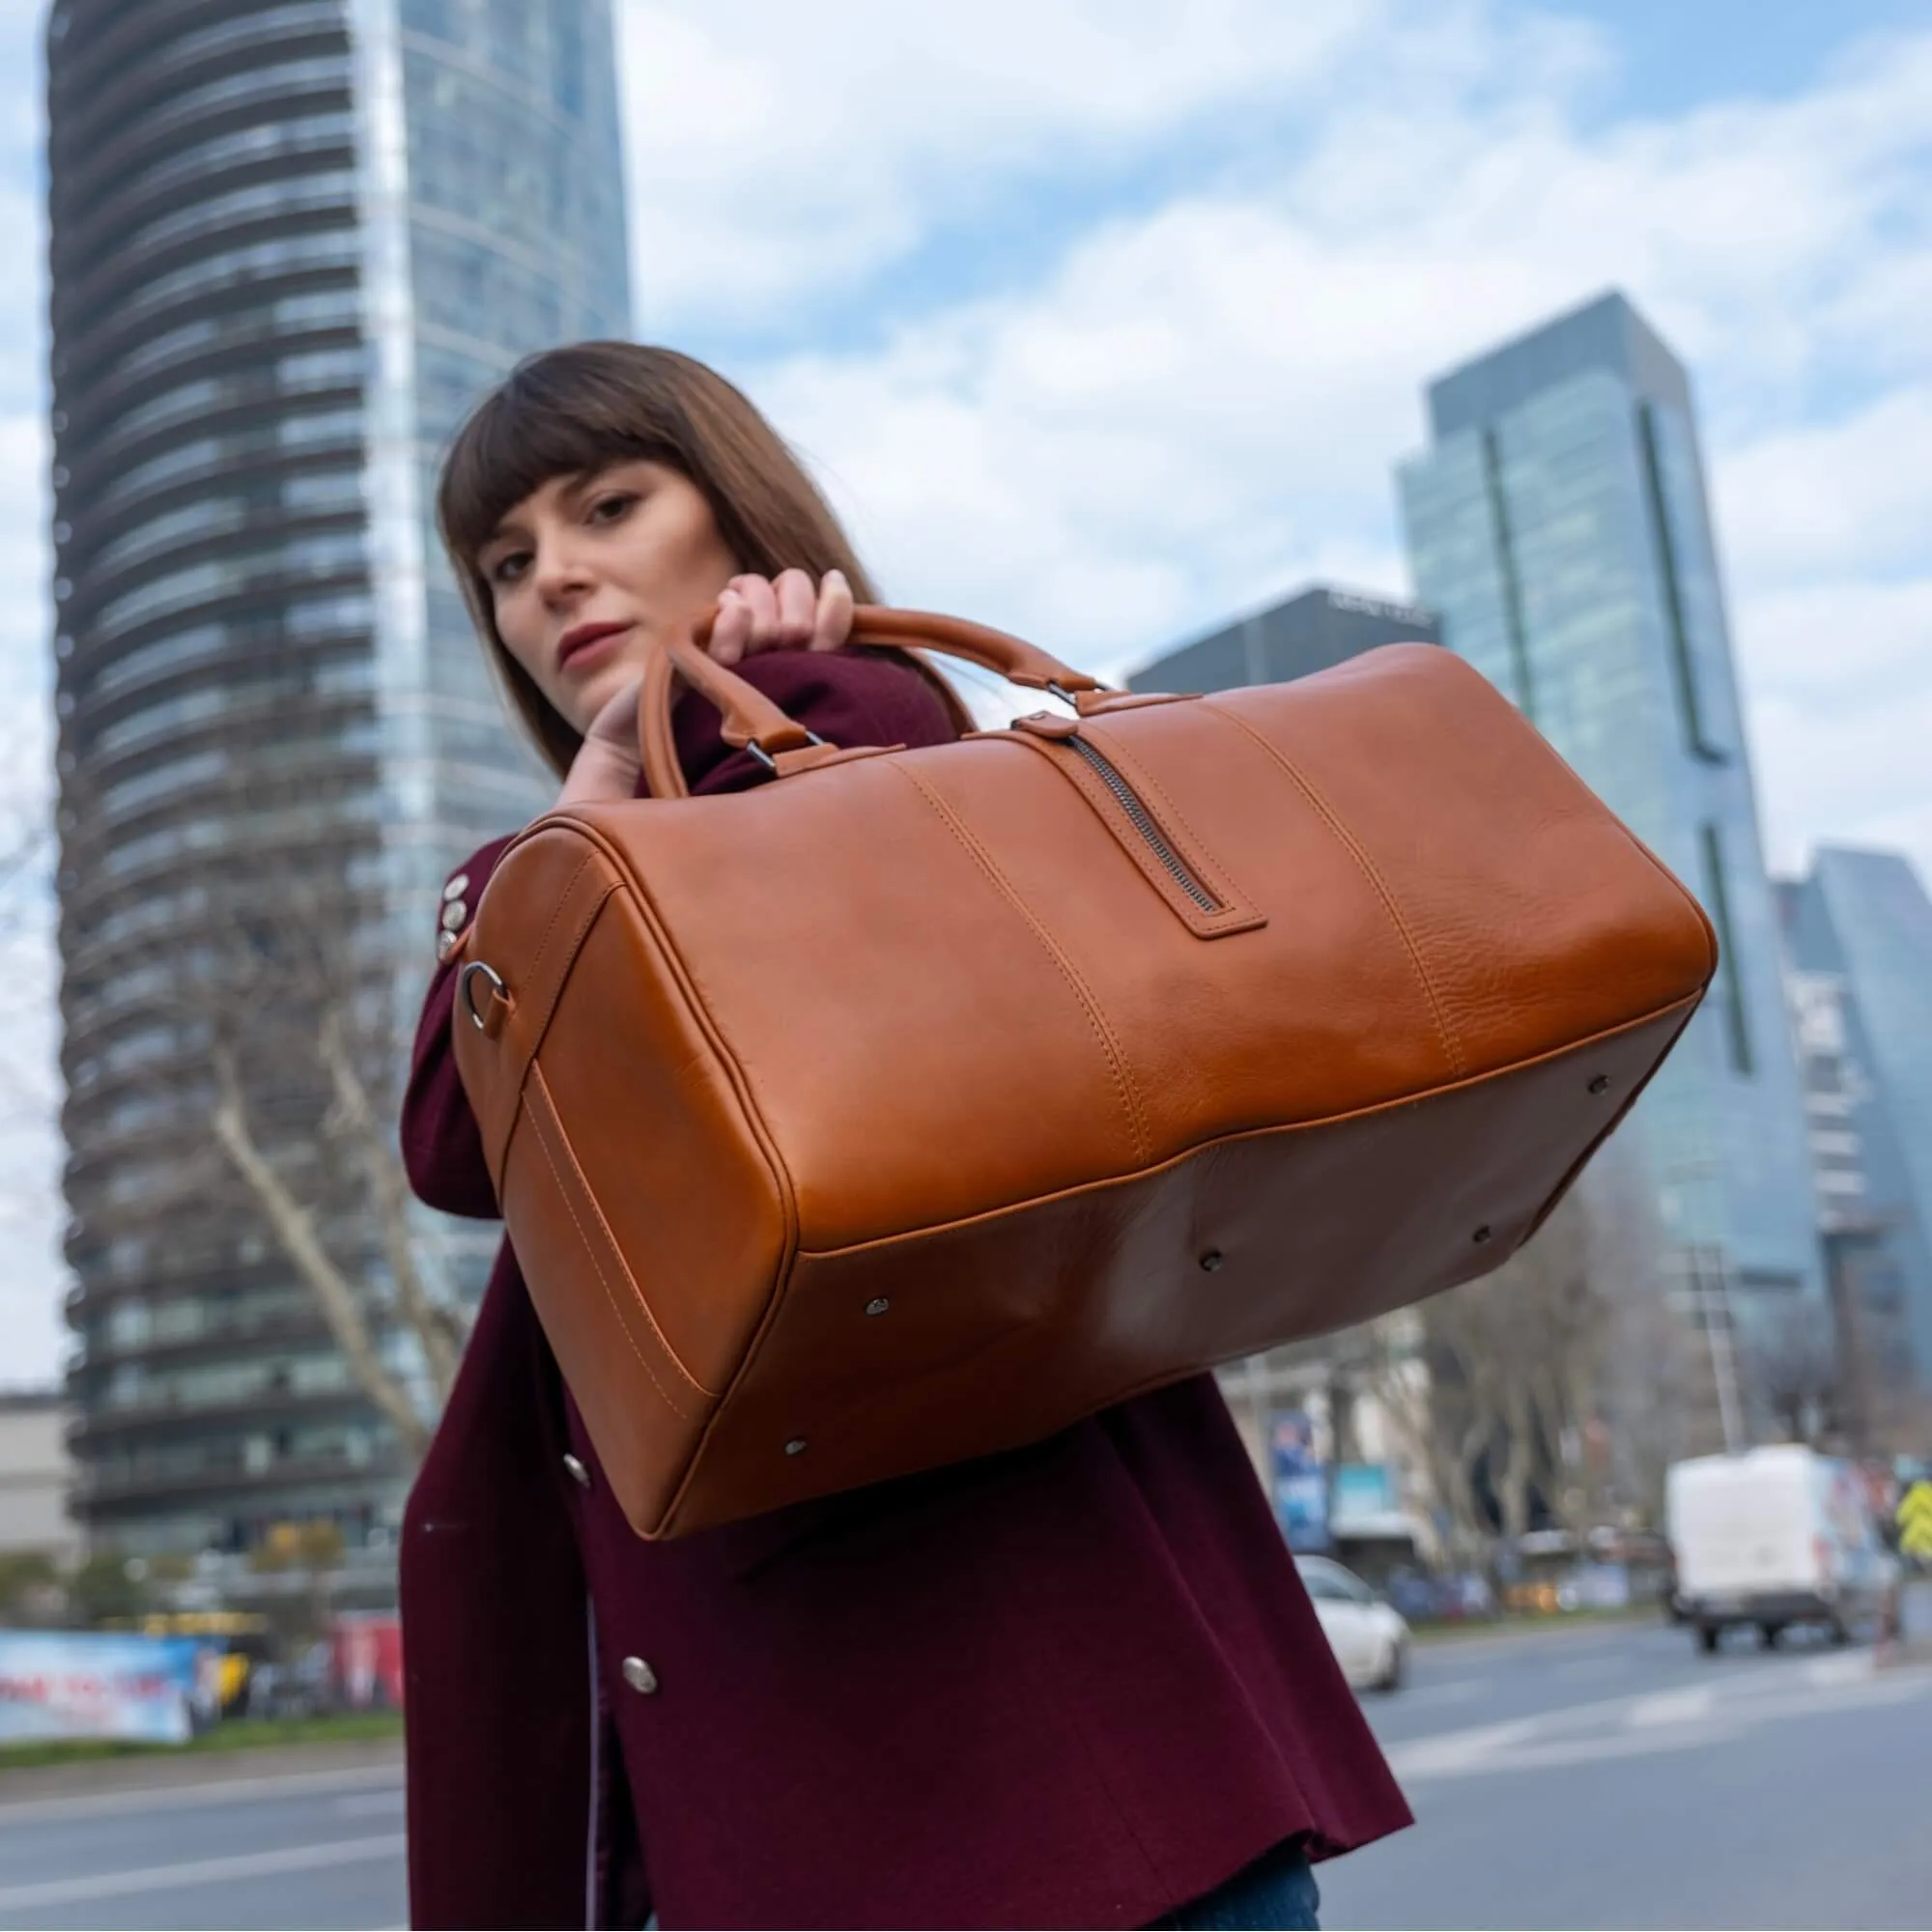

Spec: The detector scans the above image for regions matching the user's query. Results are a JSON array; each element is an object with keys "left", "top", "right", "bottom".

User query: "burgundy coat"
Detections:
[{"left": 399, "top": 649, "right": 1410, "bottom": 1931}]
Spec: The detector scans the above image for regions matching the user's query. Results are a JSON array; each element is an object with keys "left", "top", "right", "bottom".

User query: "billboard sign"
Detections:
[
  {"left": 0, "top": 1632, "right": 213, "bottom": 1745},
  {"left": 1270, "top": 1411, "right": 1329, "bottom": 1551}
]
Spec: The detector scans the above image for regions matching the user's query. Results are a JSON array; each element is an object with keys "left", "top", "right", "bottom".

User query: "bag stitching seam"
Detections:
[
  {"left": 898, "top": 763, "right": 1151, "bottom": 1166},
  {"left": 1205, "top": 698, "right": 1467, "bottom": 1077},
  {"left": 793, "top": 988, "right": 1699, "bottom": 1257},
  {"left": 524, "top": 849, "right": 599, "bottom": 985},
  {"left": 527, "top": 1065, "right": 721, "bottom": 1398},
  {"left": 486, "top": 859, "right": 615, "bottom": 1190},
  {"left": 526, "top": 876, "right": 618, "bottom": 1051},
  {"left": 521, "top": 1070, "right": 704, "bottom": 1418}
]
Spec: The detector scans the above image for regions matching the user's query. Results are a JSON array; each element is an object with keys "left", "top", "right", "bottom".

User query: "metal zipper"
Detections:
[{"left": 1064, "top": 734, "right": 1222, "bottom": 913}]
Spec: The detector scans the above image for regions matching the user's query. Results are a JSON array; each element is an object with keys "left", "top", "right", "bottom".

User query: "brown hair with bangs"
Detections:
[{"left": 437, "top": 341, "right": 893, "bottom": 779}]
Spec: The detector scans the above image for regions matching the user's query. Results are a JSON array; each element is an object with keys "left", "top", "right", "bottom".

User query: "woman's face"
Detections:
[{"left": 477, "top": 459, "right": 740, "bottom": 733}]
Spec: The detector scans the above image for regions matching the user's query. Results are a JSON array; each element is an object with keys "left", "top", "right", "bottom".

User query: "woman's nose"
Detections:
[{"left": 532, "top": 534, "right": 596, "bottom": 602}]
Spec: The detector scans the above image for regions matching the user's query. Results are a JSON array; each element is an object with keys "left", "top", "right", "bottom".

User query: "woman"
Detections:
[{"left": 401, "top": 341, "right": 1409, "bottom": 1931}]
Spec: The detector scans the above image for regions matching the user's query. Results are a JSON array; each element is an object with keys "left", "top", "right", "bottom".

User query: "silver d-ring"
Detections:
[{"left": 458, "top": 960, "right": 506, "bottom": 1033}]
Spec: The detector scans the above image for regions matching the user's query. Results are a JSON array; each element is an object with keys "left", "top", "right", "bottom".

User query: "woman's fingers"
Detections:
[
  {"left": 709, "top": 588, "right": 752, "bottom": 666},
  {"left": 773, "top": 569, "right": 817, "bottom": 646},
  {"left": 709, "top": 571, "right": 856, "bottom": 662},
  {"left": 731, "top": 574, "right": 782, "bottom": 640},
  {"left": 811, "top": 569, "right": 854, "bottom": 652},
  {"left": 582, "top": 676, "right": 641, "bottom": 750},
  {"left": 555, "top": 678, "right": 644, "bottom": 807}
]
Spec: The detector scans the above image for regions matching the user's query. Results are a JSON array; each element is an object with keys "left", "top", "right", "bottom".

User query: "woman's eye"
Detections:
[
  {"left": 487, "top": 551, "right": 530, "bottom": 585},
  {"left": 588, "top": 493, "right": 637, "bottom": 526}
]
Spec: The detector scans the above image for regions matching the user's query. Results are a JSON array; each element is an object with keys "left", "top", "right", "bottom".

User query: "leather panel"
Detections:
[
  {"left": 1205, "top": 651, "right": 1719, "bottom": 1069},
  {"left": 570, "top": 749, "right": 1153, "bottom": 1242},
  {"left": 526, "top": 881, "right": 793, "bottom": 1437},
  {"left": 665, "top": 1004, "right": 1689, "bottom": 1533},
  {"left": 497, "top": 1072, "right": 711, "bottom": 1540}
]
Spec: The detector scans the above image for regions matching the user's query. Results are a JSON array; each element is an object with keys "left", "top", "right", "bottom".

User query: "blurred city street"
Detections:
[
  {"left": 2, "top": 1620, "right": 1926, "bottom": 1931},
  {"left": 1326, "top": 1621, "right": 1932, "bottom": 1930},
  {"left": 0, "top": 1758, "right": 405, "bottom": 1931}
]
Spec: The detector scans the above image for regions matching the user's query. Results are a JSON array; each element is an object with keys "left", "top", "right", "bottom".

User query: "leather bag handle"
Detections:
[{"left": 636, "top": 605, "right": 1109, "bottom": 802}]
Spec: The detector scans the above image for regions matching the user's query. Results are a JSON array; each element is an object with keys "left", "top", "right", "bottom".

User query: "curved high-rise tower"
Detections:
[{"left": 46, "top": 0, "right": 631, "bottom": 1553}]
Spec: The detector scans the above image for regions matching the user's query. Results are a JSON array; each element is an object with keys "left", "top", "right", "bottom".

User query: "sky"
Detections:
[{"left": 1, "top": 0, "right": 1929, "bottom": 1381}]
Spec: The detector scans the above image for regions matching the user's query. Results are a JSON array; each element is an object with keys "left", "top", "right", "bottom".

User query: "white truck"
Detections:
[{"left": 1665, "top": 1445, "right": 1891, "bottom": 1653}]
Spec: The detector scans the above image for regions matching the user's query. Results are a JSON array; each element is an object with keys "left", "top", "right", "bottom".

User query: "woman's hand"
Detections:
[
  {"left": 707, "top": 568, "right": 854, "bottom": 667},
  {"left": 554, "top": 568, "right": 855, "bottom": 808},
  {"left": 555, "top": 677, "right": 646, "bottom": 807}
]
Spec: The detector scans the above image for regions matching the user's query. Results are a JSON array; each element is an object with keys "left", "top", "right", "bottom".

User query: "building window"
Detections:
[
  {"left": 1480, "top": 427, "right": 1536, "bottom": 719},
  {"left": 1638, "top": 403, "right": 1724, "bottom": 764},
  {"left": 1698, "top": 822, "right": 1754, "bottom": 1076}
]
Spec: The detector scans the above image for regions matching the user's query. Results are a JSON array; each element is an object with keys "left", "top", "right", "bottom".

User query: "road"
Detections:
[
  {"left": 0, "top": 1763, "right": 406, "bottom": 1930},
  {"left": 0, "top": 1621, "right": 1923, "bottom": 1929},
  {"left": 1322, "top": 1619, "right": 1932, "bottom": 1929}
]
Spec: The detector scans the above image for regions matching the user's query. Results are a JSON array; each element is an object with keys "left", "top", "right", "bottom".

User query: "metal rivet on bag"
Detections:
[
  {"left": 442, "top": 872, "right": 469, "bottom": 902},
  {"left": 865, "top": 1297, "right": 890, "bottom": 1316},
  {"left": 440, "top": 899, "right": 468, "bottom": 933},
  {"left": 562, "top": 1453, "right": 590, "bottom": 1490},
  {"left": 784, "top": 1437, "right": 808, "bottom": 1456},
  {"left": 1199, "top": 1250, "right": 1224, "bottom": 1273},
  {"left": 1472, "top": 1225, "right": 1493, "bottom": 1244},
  {"left": 1588, "top": 1074, "right": 1610, "bottom": 1094},
  {"left": 620, "top": 1656, "right": 658, "bottom": 1695}
]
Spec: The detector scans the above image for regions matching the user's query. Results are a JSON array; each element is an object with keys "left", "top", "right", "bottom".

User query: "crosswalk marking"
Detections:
[
  {"left": 1626, "top": 1686, "right": 1715, "bottom": 1727},
  {"left": 1388, "top": 1654, "right": 1932, "bottom": 1785}
]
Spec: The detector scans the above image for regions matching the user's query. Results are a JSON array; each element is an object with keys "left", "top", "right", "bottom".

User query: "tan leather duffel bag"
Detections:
[{"left": 450, "top": 608, "right": 1715, "bottom": 1539}]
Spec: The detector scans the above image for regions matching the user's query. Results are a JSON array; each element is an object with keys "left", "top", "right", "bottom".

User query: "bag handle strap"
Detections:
[{"left": 635, "top": 605, "right": 1109, "bottom": 802}]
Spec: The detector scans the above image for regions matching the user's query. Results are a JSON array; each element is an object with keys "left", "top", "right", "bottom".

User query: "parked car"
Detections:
[
  {"left": 1665, "top": 1444, "right": 1895, "bottom": 1653},
  {"left": 1295, "top": 1554, "right": 1410, "bottom": 1690}
]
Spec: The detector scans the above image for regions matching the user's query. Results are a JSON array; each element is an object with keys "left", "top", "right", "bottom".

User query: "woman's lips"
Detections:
[{"left": 556, "top": 623, "right": 630, "bottom": 673}]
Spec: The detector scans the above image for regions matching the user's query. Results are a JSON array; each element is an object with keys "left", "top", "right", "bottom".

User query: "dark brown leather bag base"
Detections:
[{"left": 452, "top": 612, "right": 1716, "bottom": 1539}]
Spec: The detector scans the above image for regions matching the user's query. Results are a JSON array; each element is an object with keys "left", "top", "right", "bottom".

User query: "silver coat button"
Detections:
[
  {"left": 562, "top": 1453, "right": 590, "bottom": 1490},
  {"left": 440, "top": 899, "right": 468, "bottom": 933},
  {"left": 436, "top": 929, "right": 460, "bottom": 963},
  {"left": 442, "top": 872, "right": 470, "bottom": 901},
  {"left": 621, "top": 1656, "right": 658, "bottom": 1695}
]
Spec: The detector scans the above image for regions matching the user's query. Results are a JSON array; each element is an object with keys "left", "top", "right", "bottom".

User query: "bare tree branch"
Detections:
[
  {"left": 317, "top": 1009, "right": 462, "bottom": 1403},
  {"left": 208, "top": 1042, "right": 431, "bottom": 1460}
]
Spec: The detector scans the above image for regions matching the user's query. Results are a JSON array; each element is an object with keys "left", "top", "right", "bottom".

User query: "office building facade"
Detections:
[
  {"left": 1130, "top": 583, "right": 1440, "bottom": 695},
  {"left": 1397, "top": 293, "right": 1824, "bottom": 1374},
  {"left": 46, "top": 0, "right": 631, "bottom": 1552},
  {"left": 1778, "top": 849, "right": 1932, "bottom": 1397}
]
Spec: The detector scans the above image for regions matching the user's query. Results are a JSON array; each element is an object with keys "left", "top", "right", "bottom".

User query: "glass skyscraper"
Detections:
[
  {"left": 46, "top": 0, "right": 631, "bottom": 1552},
  {"left": 1778, "top": 849, "right": 1932, "bottom": 1390},
  {"left": 1397, "top": 292, "right": 1824, "bottom": 1375}
]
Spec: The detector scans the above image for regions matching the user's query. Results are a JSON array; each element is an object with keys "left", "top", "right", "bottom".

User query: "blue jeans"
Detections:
[{"left": 1155, "top": 1838, "right": 1321, "bottom": 1930}]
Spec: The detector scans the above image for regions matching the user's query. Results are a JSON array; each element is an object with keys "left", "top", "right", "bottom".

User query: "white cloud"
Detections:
[
  {"left": 615, "top": 0, "right": 1605, "bottom": 328},
  {"left": 1716, "top": 385, "right": 1932, "bottom": 588},
  {"left": 614, "top": 3, "right": 1932, "bottom": 895}
]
